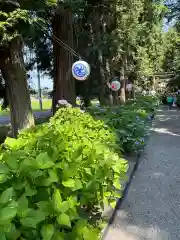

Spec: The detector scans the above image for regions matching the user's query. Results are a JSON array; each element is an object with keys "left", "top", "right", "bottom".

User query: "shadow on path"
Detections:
[{"left": 103, "top": 107, "right": 180, "bottom": 240}]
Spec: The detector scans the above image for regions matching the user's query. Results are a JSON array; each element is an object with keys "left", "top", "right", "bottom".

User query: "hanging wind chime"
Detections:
[
  {"left": 110, "top": 77, "right": 121, "bottom": 91},
  {"left": 72, "top": 60, "right": 91, "bottom": 81}
]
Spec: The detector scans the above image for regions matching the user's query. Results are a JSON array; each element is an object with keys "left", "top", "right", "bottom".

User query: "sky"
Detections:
[{"left": 29, "top": 69, "right": 53, "bottom": 90}]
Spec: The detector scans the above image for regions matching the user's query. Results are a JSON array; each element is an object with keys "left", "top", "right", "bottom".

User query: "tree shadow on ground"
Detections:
[{"left": 103, "top": 114, "right": 180, "bottom": 240}]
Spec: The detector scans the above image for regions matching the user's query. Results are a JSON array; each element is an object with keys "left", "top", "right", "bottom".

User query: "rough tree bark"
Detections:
[
  {"left": 119, "top": 66, "right": 126, "bottom": 103},
  {"left": 52, "top": 4, "right": 75, "bottom": 113},
  {"left": 0, "top": 37, "right": 35, "bottom": 137}
]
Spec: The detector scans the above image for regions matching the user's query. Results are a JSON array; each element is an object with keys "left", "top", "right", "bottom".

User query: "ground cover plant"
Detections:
[{"left": 0, "top": 108, "right": 128, "bottom": 240}]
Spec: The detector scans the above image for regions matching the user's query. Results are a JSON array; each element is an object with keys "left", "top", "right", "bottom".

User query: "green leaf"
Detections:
[
  {"left": 20, "top": 209, "right": 46, "bottom": 228},
  {"left": 0, "top": 201, "right": 18, "bottom": 222},
  {"left": 73, "top": 179, "right": 83, "bottom": 191},
  {"left": 35, "top": 152, "right": 54, "bottom": 169},
  {"left": 0, "top": 221, "right": 12, "bottom": 233},
  {"left": 41, "top": 224, "right": 54, "bottom": 240},
  {"left": 0, "top": 232, "right": 6, "bottom": 240},
  {"left": 84, "top": 168, "right": 92, "bottom": 175},
  {"left": 0, "top": 187, "right": 14, "bottom": 205},
  {"left": 29, "top": 170, "right": 44, "bottom": 179},
  {"left": 68, "top": 208, "right": 80, "bottom": 220},
  {"left": 36, "top": 201, "right": 53, "bottom": 215},
  {"left": 24, "top": 184, "right": 37, "bottom": 197},
  {"left": 82, "top": 227, "right": 99, "bottom": 240},
  {"left": 57, "top": 201, "right": 70, "bottom": 213},
  {"left": 0, "top": 164, "right": 9, "bottom": 175},
  {"left": 4, "top": 138, "right": 18, "bottom": 149},
  {"left": 0, "top": 174, "right": 8, "bottom": 184},
  {"left": 52, "top": 232, "right": 64, "bottom": 240},
  {"left": 17, "top": 195, "right": 29, "bottom": 218},
  {"left": 114, "top": 191, "right": 122, "bottom": 198},
  {"left": 57, "top": 213, "right": 71, "bottom": 228},
  {"left": 110, "top": 200, "right": 117, "bottom": 209},
  {"left": 74, "top": 220, "right": 87, "bottom": 235},
  {"left": 13, "top": 180, "right": 26, "bottom": 190},
  {"left": 68, "top": 196, "right": 78, "bottom": 208},
  {"left": 48, "top": 169, "right": 59, "bottom": 182},
  {"left": 113, "top": 180, "right": 121, "bottom": 190},
  {"left": 52, "top": 189, "right": 62, "bottom": 212},
  {"left": 5, "top": 155, "right": 19, "bottom": 170},
  {"left": 62, "top": 179, "right": 83, "bottom": 191},
  {"left": 6, "top": 224, "right": 21, "bottom": 240},
  {"left": 62, "top": 179, "right": 75, "bottom": 188}
]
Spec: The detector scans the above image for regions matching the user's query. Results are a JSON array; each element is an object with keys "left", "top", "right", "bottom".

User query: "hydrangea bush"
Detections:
[
  {"left": 0, "top": 108, "right": 128, "bottom": 240},
  {"left": 88, "top": 96, "right": 158, "bottom": 153}
]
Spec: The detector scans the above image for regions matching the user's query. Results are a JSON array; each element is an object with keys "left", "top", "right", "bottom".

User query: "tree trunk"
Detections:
[
  {"left": 52, "top": 4, "right": 75, "bottom": 113},
  {"left": 0, "top": 37, "right": 35, "bottom": 137},
  {"left": 93, "top": 4, "right": 107, "bottom": 106},
  {"left": 97, "top": 47, "right": 106, "bottom": 105},
  {"left": 152, "top": 75, "right": 156, "bottom": 91},
  {"left": 119, "top": 67, "right": 126, "bottom": 103}
]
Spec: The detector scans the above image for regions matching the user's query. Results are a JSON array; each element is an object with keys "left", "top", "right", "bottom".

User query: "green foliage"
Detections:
[
  {"left": 176, "top": 95, "right": 180, "bottom": 106},
  {"left": 0, "top": 107, "right": 128, "bottom": 239},
  {"left": 88, "top": 96, "right": 158, "bottom": 153}
]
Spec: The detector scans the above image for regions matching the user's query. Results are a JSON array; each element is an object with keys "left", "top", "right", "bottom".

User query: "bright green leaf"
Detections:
[
  {"left": 52, "top": 189, "right": 62, "bottom": 212},
  {"left": 62, "top": 179, "right": 75, "bottom": 188},
  {"left": 113, "top": 180, "right": 121, "bottom": 190},
  {"left": 82, "top": 226, "right": 99, "bottom": 240},
  {"left": 41, "top": 224, "right": 54, "bottom": 240},
  {"left": 4, "top": 138, "right": 18, "bottom": 149},
  {"left": 58, "top": 201, "right": 70, "bottom": 213},
  {"left": 57, "top": 213, "right": 71, "bottom": 228},
  {"left": 62, "top": 179, "right": 83, "bottom": 191},
  {"left": 110, "top": 200, "right": 117, "bottom": 209},
  {"left": 35, "top": 152, "right": 54, "bottom": 169},
  {"left": 52, "top": 231, "right": 64, "bottom": 240}
]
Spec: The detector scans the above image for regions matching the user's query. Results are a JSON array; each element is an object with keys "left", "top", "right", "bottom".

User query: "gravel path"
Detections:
[{"left": 104, "top": 107, "right": 180, "bottom": 240}]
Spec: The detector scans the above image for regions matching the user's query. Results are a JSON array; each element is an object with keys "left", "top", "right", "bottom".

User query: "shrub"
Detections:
[
  {"left": 88, "top": 96, "right": 158, "bottom": 153},
  {"left": 0, "top": 108, "right": 128, "bottom": 240}
]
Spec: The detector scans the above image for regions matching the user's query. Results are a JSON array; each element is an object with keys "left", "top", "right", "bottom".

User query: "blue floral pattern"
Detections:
[{"left": 73, "top": 63, "right": 87, "bottom": 78}]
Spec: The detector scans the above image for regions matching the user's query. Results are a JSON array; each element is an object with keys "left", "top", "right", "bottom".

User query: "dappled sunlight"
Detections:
[
  {"left": 104, "top": 209, "right": 169, "bottom": 240},
  {"left": 152, "top": 127, "right": 180, "bottom": 136},
  {"left": 158, "top": 117, "right": 171, "bottom": 121},
  {"left": 104, "top": 106, "right": 180, "bottom": 240},
  {"left": 152, "top": 172, "right": 165, "bottom": 178}
]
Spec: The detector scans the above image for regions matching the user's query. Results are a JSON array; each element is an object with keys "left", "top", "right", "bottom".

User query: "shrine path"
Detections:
[{"left": 104, "top": 107, "right": 180, "bottom": 240}]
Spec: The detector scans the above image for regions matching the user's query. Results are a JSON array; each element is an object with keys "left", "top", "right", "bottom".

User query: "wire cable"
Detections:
[
  {"left": 35, "top": 21, "right": 81, "bottom": 59},
  {"left": 32, "top": 0, "right": 84, "bottom": 60}
]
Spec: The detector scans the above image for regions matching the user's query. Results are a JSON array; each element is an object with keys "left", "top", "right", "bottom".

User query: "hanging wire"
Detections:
[
  {"left": 35, "top": 21, "right": 81, "bottom": 59},
  {"left": 31, "top": 0, "right": 84, "bottom": 60}
]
